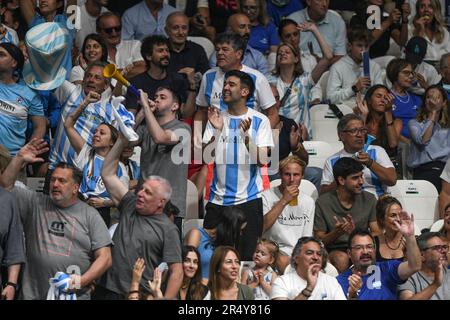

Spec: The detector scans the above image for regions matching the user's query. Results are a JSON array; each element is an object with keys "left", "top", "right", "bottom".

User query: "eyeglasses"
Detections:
[
  {"left": 400, "top": 70, "right": 414, "bottom": 77},
  {"left": 101, "top": 25, "right": 122, "bottom": 34},
  {"left": 351, "top": 244, "right": 375, "bottom": 251},
  {"left": 423, "top": 245, "right": 449, "bottom": 252},
  {"left": 341, "top": 128, "right": 368, "bottom": 136},
  {"left": 242, "top": 5, "right": 258, "bottom": 11}
]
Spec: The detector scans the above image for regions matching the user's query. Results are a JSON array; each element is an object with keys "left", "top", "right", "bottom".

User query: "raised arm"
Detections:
[
  {"left": 101, "top": 134, "right": 129, "bottom": 206},
  {"left": 19, "top": 0, "right": 36, "bottom": 26},
  {"left": 396, "top": 211, "right": 422, "bottom": 280},
  {"left": 0, "top": 139, "right": 48, "bottom": 191},
  {"left": 64, "top": 91, "right": 100, "bottom": 154}
]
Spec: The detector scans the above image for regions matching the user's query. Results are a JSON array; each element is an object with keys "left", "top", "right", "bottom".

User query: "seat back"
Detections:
[
  {"left": 187, "top": 36, "right": 215, "bottom": 59},
  {"left": 310, "top": 104, "right": 353, "bottom": 143},
  {"left": 186, "top": 180, "right": 199, "bottom": 220},
  {"left": 182, "top": 218, "right": 204, "bottom": 239},
  {"left": 303, "top": 141, "right": 336, "bottom": 169}
]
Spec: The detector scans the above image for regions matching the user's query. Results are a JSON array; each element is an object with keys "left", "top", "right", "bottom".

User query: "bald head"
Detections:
[
  {"left": 165, "top": 12, "right": 189, "bottom": 46},
  {"left": 227, "top": 13, "right": 251, "bottom": 41}
]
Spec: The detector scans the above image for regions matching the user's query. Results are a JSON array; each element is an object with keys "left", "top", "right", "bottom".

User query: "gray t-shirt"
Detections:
[
  {"left": 314, "top": 190, "right": 377, "bottom": 250},
  {"left": 398, "top": 269, "right": 450, "bottom": 300},
  {"left": 102, "top": 192, "right": 182, "bottom": 296},
  {"left": 13, "top": 187, "right": 112, "bottom": 300},
  {"left": 137, "top": 119, "right": 191, "bottom": 217},
  {"left": 0, "top": 187, "right": 25, "bottom": 285}
]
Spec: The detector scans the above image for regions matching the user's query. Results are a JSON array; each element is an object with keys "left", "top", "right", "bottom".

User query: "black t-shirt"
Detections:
[
  {"left": 168, "top": 41, "right": 210, "bottom": 75},
  {"left": 278, "top": 115, "right": 298, "bottom": 161},
  {"left": 125, "top": 71, "right": 189, "bottom": 110}
]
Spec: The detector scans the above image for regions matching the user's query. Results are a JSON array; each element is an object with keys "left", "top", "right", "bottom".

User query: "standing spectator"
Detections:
[
  {"left": 75, "top": 0, "right": 110, "bottom": 50},
  {"left": 315, "top": 157, "right": 381, "bottom": 272},
  {"left": 399, "top": 232, "right": 450, "bottom": 300},
  {"left": 70, "top": 33, "right": 108, "bottom": 85},
  {"left": 240, "top": 0, "right": 280, "bottom": 57},
  {"left": 408, "top": 84, "right": 450, "bottom": 193},
  {"left": 266, "top": 0, "right": 304, "bottom": 27},
  {"left": 206, "top": 246, "right": 254, "bottom": 300},
  {"left": 320, "top": 114, "right": 397, "bottom": 197},
  {"left": 409, "top": 0, "right": 450, "bottom": 63},
  {"left": 121, "top": 0, "right": 177, "bottom": 41},
  {"left": 386, "top": 58, "right": 422, "bottom": 141},
  {"left": 0, "top": 186, "right": 25, "bottom": 300},
  {"left": 195, "top": 33, "right": 277, "bottom": 128},
  {"left": 0, "top": 140, "right": 113, "bottom": 300},
  {"left": 326, "top": 28, "right": 383, "bottom": 107},
  {"left": 337, "top": 227, "right": 421, "bottom": 300},
  {"left": 99, "top": 134, "right": 183, "bottom": 300},
  {"left": 288, "top": 0, "right": 347, "bottom": 63},
  {"left": 202, "top": 70, "right": 274, "bottom": 260},
  {"left": 134, "top": 88, "right": 191, "bottom": 233},
  {"left": 262, "top": 156, "right": 315, "bottom": 272},
  {"left": 0, "top": 43, "right": 46, "bottom": 156},
  {"left": 96, "top": 12, "right": 146, "bottom": 78},
  {"left": 271, "top": 236, "right": 346, "bottom": 300}
]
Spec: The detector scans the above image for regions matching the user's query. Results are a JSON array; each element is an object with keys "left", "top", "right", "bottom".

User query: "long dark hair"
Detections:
[
  {"left": 182, "top": 246, "right": 208, "bottom": 300},
  {"left": 82, "top": 33, "right": 108, "bottom": 63},
  {"left": 214, "top": 206, "right": 247, "bottom": 249},
  {"left": 364, "top": 84, "right": 391, "bottom": 150}
]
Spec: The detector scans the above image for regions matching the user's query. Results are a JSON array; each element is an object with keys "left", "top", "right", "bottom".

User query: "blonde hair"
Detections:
[
  {"left": 416, "top": 85, "right": 450, "bottom": 128},
  {"left": 279, "top": 155, "right": 306, "bottom": 174},
  {"left": 414, "top": 0, "right": 446, "bottom": 43},
  {"left": 273, "top": 42, "right": 304, "bottom": 78}
]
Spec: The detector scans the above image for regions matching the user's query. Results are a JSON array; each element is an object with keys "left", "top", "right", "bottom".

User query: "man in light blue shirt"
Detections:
[
  {"left": 287, "top": 0, "right": 346, "bottom": 64},
  {"left": 122, "top": 0, "right": 178, "bottom": 41},
  {"left": 209, "top": 13, "right": 269, "bottom": 77}
]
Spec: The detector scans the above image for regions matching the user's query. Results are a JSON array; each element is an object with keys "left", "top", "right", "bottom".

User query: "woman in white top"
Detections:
[
  {"left": 410, "top": 0, "right": 450, "bottom": 63},
  {"left": 70, "top": 33, "right": 108, "bottom": 85}
]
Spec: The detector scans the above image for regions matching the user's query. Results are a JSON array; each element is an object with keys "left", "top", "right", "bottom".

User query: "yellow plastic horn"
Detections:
[{"left": 103, "top": 63, "right": 140, "bottom": 97}]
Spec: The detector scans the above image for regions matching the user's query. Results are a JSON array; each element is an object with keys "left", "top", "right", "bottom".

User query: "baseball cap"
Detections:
[{"left": 405, "top": 36, "right": 427, "bottom": 65}]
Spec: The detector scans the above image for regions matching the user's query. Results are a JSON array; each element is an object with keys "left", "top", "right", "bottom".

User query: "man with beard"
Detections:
[
  {"left": 337, "top": 228, "right": 421, "bottom": 300},
  {"left": 125, "top": 35, "right": 195, "bottom": 118},
  {"left": 271, "top": 236, "right": 346, "bottom": 300},
  {"left": 314, "top": 157, "right": 381, "bottom": 273},
  {"left": 0, "top": 141, "right": 112, "bottom": 300},
  {"left": 399, "top": 232, "right": 450, "bottom": 300},
  {"left": 133, "top": 87, "right": 191, "bottom": 233},
  {"left": 209, "top": 13, "right": 269, "bottom": 76}
]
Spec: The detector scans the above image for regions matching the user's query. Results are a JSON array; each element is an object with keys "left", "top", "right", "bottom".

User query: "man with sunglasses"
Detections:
[
  {"left": 96, "top": 12, "right": 146, "bottom": 79},
  {"left": 399, "top": 232, "right": 449, "bottom": 300},
  {"left": 337, "top": 227, "right": 421, "bottom": 300},
  {"left": 271, "top": 236, "right": 346, "bottom": 300},
  {"left": 320, "top": 114, "right": 397, "bottom": 197}
]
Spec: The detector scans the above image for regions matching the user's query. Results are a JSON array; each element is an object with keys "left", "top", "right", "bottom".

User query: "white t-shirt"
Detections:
[
  {"left": 109, "top": 40, "right": 144, "bottom": 68},
  {"left": 202, "top": 108, "right": 274, "bottom": 205},
  {"left": 262, "top": 188, "right": 315, "bottom": 256},
  {"left": 321, "top": 145, "right": 394, "bottom": 197},
  {"left": 271, "top": 271, "right": 346, "bottom": 300},
  {"left": 196, "top": 65, "right": 276, "bottom": 112},
  {"left": 75, "top": 4, "right": 109, "bottom": 50},
  {"left": 69, "top": 65, "right": 84, "bottom": 83},
  {"left": 441, "top": 158, "right": 450, "bottom": 183}
]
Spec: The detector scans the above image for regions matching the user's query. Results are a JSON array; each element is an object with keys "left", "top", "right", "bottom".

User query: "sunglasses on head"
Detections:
[{"left": 102, "top": 25, "right": 122, "bottom": 34}]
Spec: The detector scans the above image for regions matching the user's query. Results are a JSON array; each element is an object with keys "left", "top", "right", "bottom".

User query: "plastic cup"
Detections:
[{"left": 288, "top": 197, "right": 298, "bottom": 206}]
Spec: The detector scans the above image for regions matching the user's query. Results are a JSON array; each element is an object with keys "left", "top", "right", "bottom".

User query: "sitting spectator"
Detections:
[
  {"left": 353, "top": 84, "right": 402, "bottom": 170},
  {"left": 409, "top": 0, "right": 450, "bottom": 63},
  {"left": 399, "top": 231, "right": 449, "bottom": 299},
  {"left": 269, "top": 29, "right": 331, "bottom": 137},
  {"left": 374, "top": 195, "right": 407, "bottom": 261},
  {"left": 64, "top": 91, "right": 129, "bottom": 227},
  {"left": 241, "top": 238, "right": 278, "bottom": 300},
  {"left": 0, "top": 43, "right": 46, "bottom": 156},
  {"left": 206, "top": 246, "right": 254, "bottom": 300},
  {"left": 271, "top": 236, "right": 346, "bottom": 300},
  {"left": 403, "top": 36, "right": 442, "bottom": 96},
  {"left": 70, "top": 33, "right": 109, "bottom": 85},
  {"left": 0, "top": 17, "right": 18, "bottom": 45},
  {"left": 349, "top": 0, "right": 410, "bottom": 59},
  {"left": 121, "top": 0, "right": 177, "bottom": 40},
  {"left": 440, "top": 53, "right": 450, "bottom": 99},
  {"left": 337, "top": 227, "right": 421, "bottom": 300},
  {"left": 178, "top": 245, "right": 210, "bottom": 300},
  {"left": 287, "top": 0, "right": 347, "bottom": 63},
  {"left": 327, "top": 28, "right": 383, "bottom": 107},
  {"left": 408, "top": 85, "right": 450, "bottom": 193},
  {"left": 184, "top": 206, "right": 247, "bottom": 284},
  {"left": 315, "top": 157, "right": 380, "bottom": 272},
  {"left": 386, "top": 58, "right": 422, "bottom": 141},
  {"left": 320, "top": 114, "right": 397, "bottom": 197},
  {"left": 266, "top": 0, "right": 304, "bottom": 27},
  {"left": 262, "top": 156, "right": 315, "bottom": 272},
  {"left": 240, "top": 0, "right": 280, "bottom": 58},
  {"left": 209, "top": 13, "right": 270, "bottom": 76},
  {"left": 440, "top": 159, "right": 450, "bottom": 217}
]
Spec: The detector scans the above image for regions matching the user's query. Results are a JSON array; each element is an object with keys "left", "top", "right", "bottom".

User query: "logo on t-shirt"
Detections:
[{"left": 48, "top": 220, "right": 66, "bottom": 237}]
